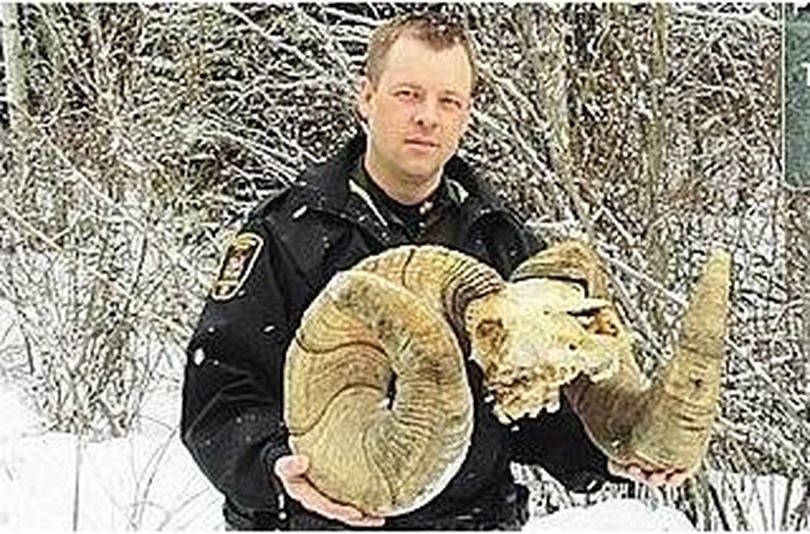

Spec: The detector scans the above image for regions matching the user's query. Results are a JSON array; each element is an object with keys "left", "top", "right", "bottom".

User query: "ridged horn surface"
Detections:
[
  {"left": 284, "top": 268, "right": 473, "bottom": 516},
  {"left": 510, "top": 239, "right": 612, "bottom": 298},
  {"left": 566, "top": 249, "right": 732, "bottom": 472},
  {"left": 353, "top": 245, "right": 506, "bottom": 338},
  {"left": 628, "top": 249, "right": 732, "bottom": 469}
]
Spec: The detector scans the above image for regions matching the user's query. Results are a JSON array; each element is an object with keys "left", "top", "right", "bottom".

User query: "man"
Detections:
[{"left": 182, "top": 12, "right": 676, "bottom": 531}]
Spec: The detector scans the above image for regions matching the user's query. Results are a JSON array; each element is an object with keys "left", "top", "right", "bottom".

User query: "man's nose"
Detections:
[{"left": 412, "top": 97, "right": 439, "bottom": 129}]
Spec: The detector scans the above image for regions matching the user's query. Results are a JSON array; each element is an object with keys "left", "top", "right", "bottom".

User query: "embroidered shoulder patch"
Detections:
[{"left": 210, "top": 232, "right": 264, "bottom": 301}]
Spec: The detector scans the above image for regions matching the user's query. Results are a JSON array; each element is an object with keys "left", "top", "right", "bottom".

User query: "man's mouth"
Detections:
[{"left": 404, "top": 137, "right": 439, "bottom": 148}]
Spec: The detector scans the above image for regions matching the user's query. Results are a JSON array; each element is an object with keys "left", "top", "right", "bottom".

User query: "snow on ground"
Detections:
[
  {"left": 0, "top": 378, "right": 223, "bottom": 531},
  {"left": 525, "top": 499, "right": 694, "bottom": 531}
]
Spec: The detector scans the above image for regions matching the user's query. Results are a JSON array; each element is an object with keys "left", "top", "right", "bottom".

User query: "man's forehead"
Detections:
[{"left": 378, "top": 36, "right": 473, "bottom": 94}]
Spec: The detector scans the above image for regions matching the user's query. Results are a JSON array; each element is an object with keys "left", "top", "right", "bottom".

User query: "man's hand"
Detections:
[
  {"left": 608, "top": 459, "right": 690, "bottom": 488},
  {"left": 274, "top": 454, "right": 386, "bottom": 528}
]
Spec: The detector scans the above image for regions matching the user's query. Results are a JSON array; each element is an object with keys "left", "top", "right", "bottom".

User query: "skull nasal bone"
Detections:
[{"left": 511, "top": 340, "right": 540, "bottom": 367}]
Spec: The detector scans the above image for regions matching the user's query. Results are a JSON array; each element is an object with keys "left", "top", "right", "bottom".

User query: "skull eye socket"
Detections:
[{"left": 476, "top": 319, "right": 504, "bottom": 339}]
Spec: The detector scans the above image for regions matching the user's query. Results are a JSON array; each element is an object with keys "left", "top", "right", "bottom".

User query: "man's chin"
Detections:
[
  {"left": 401, "top": 166, "right": 441, "bottom": 183},
  {"left": 397, "top": 158, "right": 446, "bottom": 181}
]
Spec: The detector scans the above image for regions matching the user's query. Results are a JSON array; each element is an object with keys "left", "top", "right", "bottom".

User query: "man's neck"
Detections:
[{"left": 363, "top": 152, "right": 441, "bottom": 206}]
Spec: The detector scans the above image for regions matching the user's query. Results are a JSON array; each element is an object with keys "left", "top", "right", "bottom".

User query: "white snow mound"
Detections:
[{"left": 526, "top": 498, "right": 695, "bottom": 532}]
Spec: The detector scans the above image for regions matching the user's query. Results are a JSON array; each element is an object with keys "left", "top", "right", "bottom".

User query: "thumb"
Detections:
[{"left": 275, "top": 454, "right": 309, "bottom": 479}]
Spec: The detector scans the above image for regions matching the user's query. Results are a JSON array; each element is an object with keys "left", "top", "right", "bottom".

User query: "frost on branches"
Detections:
[{"left": 0, "top": 3, "right": 806, "bottom": 530}]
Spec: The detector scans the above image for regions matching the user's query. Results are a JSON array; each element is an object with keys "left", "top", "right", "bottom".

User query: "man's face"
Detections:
[{"left": 358, "top": 35, "right": 473, "bottom": 187}]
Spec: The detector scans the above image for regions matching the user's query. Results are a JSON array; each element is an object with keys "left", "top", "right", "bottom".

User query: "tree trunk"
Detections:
[
  {"left": 1, "top": 3, "right": 29, "bottom": 140},
  {"left": 640, "top": 4, "right": 672, "bottom": 361}
]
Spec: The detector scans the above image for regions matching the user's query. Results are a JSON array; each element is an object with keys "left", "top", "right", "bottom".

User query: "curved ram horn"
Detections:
[
  {"left": 285, "top": 241, "right": 729, "bottom": 516},
  {"left": 626, "top": 249, "right": 732, "bottom": 469},
  {"left": 561, "top": 247, "right": 732, "bottom": 472},
  {"left": 510, "top": 239, "right": 613, "bottom": 298},
  {"left": 352, "top": 245, "right": 506, "bottom": 342},
  {"left": 284, "top": 246, "right": 506, "bottom": 516}
]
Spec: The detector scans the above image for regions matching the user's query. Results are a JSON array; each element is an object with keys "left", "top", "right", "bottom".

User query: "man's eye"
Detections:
[
  {"left": 395, "top": 89, "right": 417, "bottom": 100},
  {"left": 440, "top": 97, "right": 462, "bottom": 110}
]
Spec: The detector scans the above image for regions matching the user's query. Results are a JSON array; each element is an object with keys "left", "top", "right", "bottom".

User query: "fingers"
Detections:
[
  {"left": 647, "top": 470, "right": 670, "bottom": 486},
  {"left": 291, "top": 479, "right": 384, "bottom": 527},
  {"left": 667, "top": 471, "right": 690, "bottom": 486},
  {"left": 627, "top": 464, "right": 644, "bottom": 480},
  {"left": 274, "top": 454, "right": 310, "bottom": 479},
  {"left": 274, "top": 455, "right": 385, "bottom": 528},
  {"left": 608, "top": 460, "right": 690, "bottom": 488}
]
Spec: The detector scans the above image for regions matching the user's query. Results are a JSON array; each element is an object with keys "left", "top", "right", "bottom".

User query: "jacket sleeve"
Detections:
[
  {"left": 181, "top": 217, "right": 293, "bottom": 513},
  {"left": 508, "top": 399, "right": 627, "bottom": 492}
]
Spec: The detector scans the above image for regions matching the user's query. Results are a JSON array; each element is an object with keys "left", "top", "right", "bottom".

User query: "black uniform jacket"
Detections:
[{"left": 181, "top": 133, "right": 614, "bottom": 529}]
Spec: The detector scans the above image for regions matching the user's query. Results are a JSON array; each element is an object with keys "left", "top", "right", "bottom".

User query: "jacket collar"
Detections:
[{"left": 295, "top": 131, "right": 509, "bottom": 223}]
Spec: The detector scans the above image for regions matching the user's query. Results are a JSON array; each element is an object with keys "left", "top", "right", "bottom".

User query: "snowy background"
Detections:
[{"left": 1, "top": 3, "right": 808, "bottom": 531}]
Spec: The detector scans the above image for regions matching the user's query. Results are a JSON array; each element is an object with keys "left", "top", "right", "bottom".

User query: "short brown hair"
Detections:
[{"left": 365, "top": 12, "right": 478, "bottom": 93}]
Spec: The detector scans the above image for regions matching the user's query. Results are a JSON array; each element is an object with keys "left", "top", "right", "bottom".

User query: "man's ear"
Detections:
[{"left": 357, "top": 76, "right": 374, "bottom": 121}]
